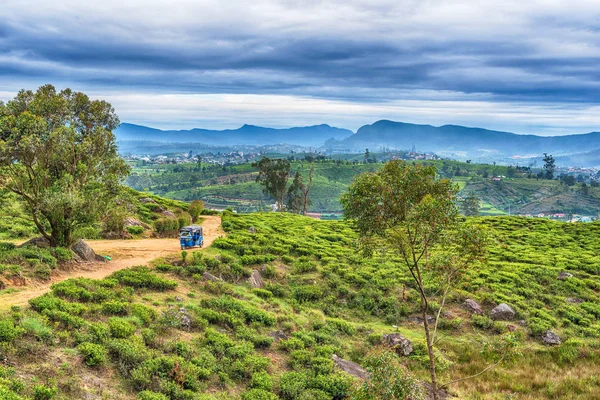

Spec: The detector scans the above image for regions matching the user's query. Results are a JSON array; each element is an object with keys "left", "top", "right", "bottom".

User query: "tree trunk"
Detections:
[{"left": 422, "top": 299, "right": 439, "bottom": 400}]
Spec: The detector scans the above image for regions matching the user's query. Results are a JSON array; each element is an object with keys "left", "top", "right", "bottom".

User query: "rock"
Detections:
[
  {"left": 268, "top": 330, "right": 288, "bottom": 342},
  {"left": 506, "top": 324, "right": 517, "bottom": 332},
  {"left": 490, "top": 303, "right": 515, "bottom": 321},
  {"left": 202, "top": 272, "right": 222, "bottom": 282},
  {"left": 179, "top": 307, "right": 192, "bottom": 331},
  {"left": 409, "top": 315, "right": 435, "bottom": 325},
  {"left": 382, "top": 333, "right": 414, "bottom": 356},
  {"left": 558, "top": 272, "right": 573, "bottom": 280},
  {"left": 72, "top": 239, "right": 105, "bottom": 262},
  {"left": 19, "top": 236, "right": 51, "bottom": 249},
  {"left": 332, "top": 354, "right": 368, "bottom": 380},
  {"left": 422, "top": 382, "right": 450, "bottom": 400},
  {"left": 162, "top": 210, "right": 177, "bottom": 218},
  {"left": 541, "top": 330, "right": 561, "bottom": 346},
  {"left": 566, "top": 297, "right": 583, "bottom": 304},
  {"left": 175, "top": 296, "right": 183, "bottom": 302},
  {"left": 140, "top": 197, "right": 157, "bottom": 204},
  {"left": 0, "top": 279, "right": 5, "bottom": 290},
  {"left": 464, "top": 299, "right": 483, "bottom": 315},
  {"left": 248, "top": 270, "right": 264, "bottom": 288},
  {"left": 124, "top": 217, "right": 151, "bottom": 229},
  {"left": 248, "top": 226, "right": 256, "bottom": 233}
]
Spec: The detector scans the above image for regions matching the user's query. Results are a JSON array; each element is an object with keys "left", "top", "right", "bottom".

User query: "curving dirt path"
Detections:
[{"left": 0, "top": 216, "right": 223, "bottom": 311}]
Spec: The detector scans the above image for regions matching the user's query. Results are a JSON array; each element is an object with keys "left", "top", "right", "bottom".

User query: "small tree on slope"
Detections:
[
  {"left": 341, "top": 160, "right": 487, "bottom": 400},
  {"left": 0, "top": 85, "right": 130, "bottom": 247}
]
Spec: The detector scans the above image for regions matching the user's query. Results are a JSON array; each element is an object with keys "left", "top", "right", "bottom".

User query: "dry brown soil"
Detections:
[{"left": 0, "top": 215, "right": 223, "bottom": 311}]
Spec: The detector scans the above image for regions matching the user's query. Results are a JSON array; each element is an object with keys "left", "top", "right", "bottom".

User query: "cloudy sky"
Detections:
[{"left": 1, "top": 0, "right": 600, "bottom": 134}]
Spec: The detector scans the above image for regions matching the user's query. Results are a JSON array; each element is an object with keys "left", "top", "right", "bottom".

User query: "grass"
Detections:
[{"left": 0, "top": 212, "right": 599, "bottom": 399}]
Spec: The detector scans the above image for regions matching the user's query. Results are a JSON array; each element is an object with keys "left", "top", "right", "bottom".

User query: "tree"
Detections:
[
  {"left": 341, "top": 160, "right": 487, "bottom": 399},
  {"left": 189, "top": 200, "right": 204, "bottom": 223},
  {"left": 461, "top": 194, "right": 481, "bottom": 216},
  {"left": 300, "top": 163, "right": 314, "bottom": 215},
  {"left": 253, "top": 157, "right": 290, "bottom": 211},
  {"left": 543, "top": 153, "right": 555, "bottom": 180},
  {"left": 0, "top": 85, "right": 130, "bottom": 247},
  {"left": 364, "top": 148, "right": 370, "bottom": 164},
  {"left": 286, "top": 172, "right": 304, "bottom": 213}
]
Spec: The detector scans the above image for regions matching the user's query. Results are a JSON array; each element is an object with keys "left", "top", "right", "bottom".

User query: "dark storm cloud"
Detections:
[{"left": 1, "top": 1, "right": 600, "bottom": 133}]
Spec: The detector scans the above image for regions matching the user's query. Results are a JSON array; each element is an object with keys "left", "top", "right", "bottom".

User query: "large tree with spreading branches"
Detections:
[{"left": 0, "top": 85, "right": 130, "bottom": 247}]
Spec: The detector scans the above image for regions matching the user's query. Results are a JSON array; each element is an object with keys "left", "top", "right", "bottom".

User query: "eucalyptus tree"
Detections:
[{"left": 341, "top": 160, "right": 487, "bottom": 399}]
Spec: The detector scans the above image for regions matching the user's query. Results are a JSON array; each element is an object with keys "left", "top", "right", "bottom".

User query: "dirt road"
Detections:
[{"left": 0, "top": 215, "right": 223, "bottom": 311}]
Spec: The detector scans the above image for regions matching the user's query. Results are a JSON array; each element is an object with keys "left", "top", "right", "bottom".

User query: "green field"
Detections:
[
  {"left": 125, "top": 160, "right": 600, "bottom": 216},
  {"left": 1, "top": 212, "right": 600, "bottom": 399}
]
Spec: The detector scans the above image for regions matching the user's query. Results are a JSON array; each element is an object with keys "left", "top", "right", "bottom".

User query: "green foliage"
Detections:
[
  {"left": 108, "top": 317, "right": 137, "bottom": 338},
  {"left": 126, "top": 225, "right": 145, "bottom": 235},
  {"left": 0, "top": 84, "right": 130, "bottom": 247},
  {"left": 351, "top": 351, "right": 424, "bottom": 399},
  {"left": 111, "top": 267, "right": 177, "bottom": 290},
  {"left": 33, "top": 384, "right": 57, "bottom": 400},
  {"left": 0, "top": 320, "right": 24, "bottom": 343},
  {"left": 189, "top": 200, "right": 204, "bottom": 223},
  {"left": 250, "top": 371, "right": 273, "bottom": 391},
  {"left": 78, "top": 342, "right": 108, "bottom": 367},
  {"left": 253, "top": 157, "right": 291, "bottom": 211}
]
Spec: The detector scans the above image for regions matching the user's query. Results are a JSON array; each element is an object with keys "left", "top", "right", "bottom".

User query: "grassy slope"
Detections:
[
  {"left": 126, "top": 161, "right": 600, "bottom": 215},
  {"left": 1, "top": 212, "right": 599, "bottom": 399}
]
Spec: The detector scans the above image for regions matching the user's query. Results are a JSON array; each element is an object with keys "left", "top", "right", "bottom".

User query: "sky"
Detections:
[{"left": 1, "top": 0, "right": 600, "bottom": 135}]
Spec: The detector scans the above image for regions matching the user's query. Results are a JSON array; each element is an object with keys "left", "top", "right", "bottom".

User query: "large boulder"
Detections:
[
  {"left": 139, "top": 197, "right": 157, "bottom": 204},
  {"left": 541, "top": 330, "right": 561, "bottom": 346},
  {"left": 332, "top": 354, "right": 368, "bottom": 380},
  {"left": 248, "top": 270, "right": 264, "bottom": 288},
  {"left": 72, "top": 239, "right": 105, "bottom": 262},
  {"left": 19, "top": 236, "right": 51, "bottom": 249},
  {"left": 382, "top": 333, "right": 414, "bottom": 356},
  {"left": 464, "top": 299, "right": 483, "bottom": 315},
  {"left": 490, "top": 303, "right": 515, "bottom": 321}
]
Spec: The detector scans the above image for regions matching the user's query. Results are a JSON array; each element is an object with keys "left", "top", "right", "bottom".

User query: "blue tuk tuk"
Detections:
[{"left": 179, "top": 225, "right": 204, "bottom": 250}]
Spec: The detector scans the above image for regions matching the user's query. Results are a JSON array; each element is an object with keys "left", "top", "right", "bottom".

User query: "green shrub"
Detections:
[
  {"left": 0, "top": 320, "right": 25, "bottom": 343},
  {"left": 127, "top": 226, "right": 145, "bottom": 235},
  {"left": 108, "top": 317, "right": 136, "bottom": 338},
  {"left": 32, "top": 384, "right": 57, "bottom": 400},
  {"left": 52, "top": 247, "right": 73, "bottom": 262},
  {"left": 111, "top": 267, "right": 177, "bottom": 290},
  {"left": 242, "top": 389, "right": 278, "bottom": 400},
  {"left": 138, "top": 391, "right": 169, "bottom": 400},
  {"left": 102, "top": 300, "right": 130, "bottom": 315},
  {"left": 78, "top": 342, "right": 108, "bottom": 367},
  {"left": 252, "top": 288, "right": 274, "bottom": 299},
  {"left": 280, "top": 372, "right": 309, "bottom": 399},
  {"left": 251, "top": 371, "right": 273, "bottom": 391}
]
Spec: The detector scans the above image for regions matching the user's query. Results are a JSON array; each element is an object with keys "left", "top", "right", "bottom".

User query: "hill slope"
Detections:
[
  {"left": 1, "top": 212, "right": 599, "bottom": 399},
  {"left": 116, "top": 123, "right": 353, "bottom": 147}
]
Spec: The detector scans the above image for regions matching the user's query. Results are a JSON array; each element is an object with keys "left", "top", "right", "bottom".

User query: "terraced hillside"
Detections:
[{"left": 125, "top": 160, "right": 600, "bottom": 216}]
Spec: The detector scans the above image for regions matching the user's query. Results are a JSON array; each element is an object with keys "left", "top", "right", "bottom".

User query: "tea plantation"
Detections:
[{"left": 1, "top": 212, "right": 599, "bottom": 399}]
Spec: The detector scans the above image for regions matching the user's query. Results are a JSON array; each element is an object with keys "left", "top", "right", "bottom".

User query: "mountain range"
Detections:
[
  {"left": 115, "top": 123, "right": 353, "bottom": 147},
  {"left": 115, "top": 120, "right": 600, "bottom": 166}
]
